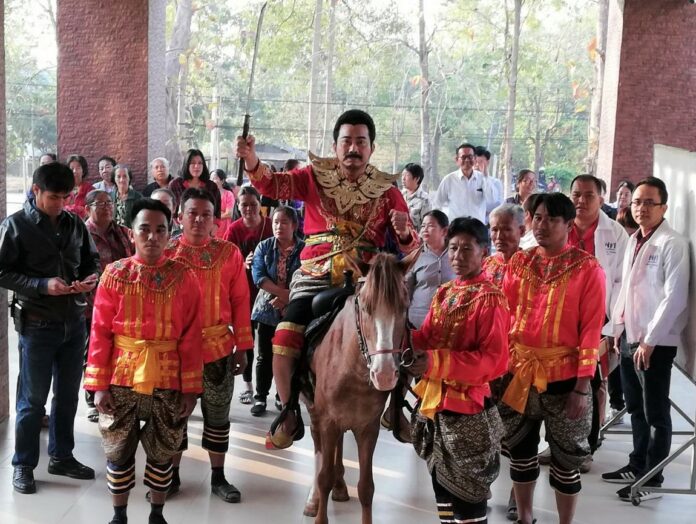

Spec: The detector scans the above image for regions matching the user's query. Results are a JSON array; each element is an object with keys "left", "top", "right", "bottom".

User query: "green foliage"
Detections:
[
  {"left": 5, "top": 0, "right": 597, "bottom": 187},
  {"left": 4, "top": 0, "right": 57, "bottom": 170},
  {"left": 544, "top": 164, "right": 578, "bottom": 192}
]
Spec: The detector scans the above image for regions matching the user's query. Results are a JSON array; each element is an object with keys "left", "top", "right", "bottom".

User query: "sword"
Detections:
[{"left": 237, "top": 1, "right": 268, "bottom": 186}]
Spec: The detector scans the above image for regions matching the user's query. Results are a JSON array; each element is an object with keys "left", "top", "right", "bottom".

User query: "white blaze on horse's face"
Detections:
[{"left": 369, "top": 314, "right": 399, "bottom": 391}]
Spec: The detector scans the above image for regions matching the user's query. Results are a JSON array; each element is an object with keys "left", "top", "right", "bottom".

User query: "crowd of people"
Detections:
[{"left": 0, "top": 109, "right": 689, "bottom": 524}]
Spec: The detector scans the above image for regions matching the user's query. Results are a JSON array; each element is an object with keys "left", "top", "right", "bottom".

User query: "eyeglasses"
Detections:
[
  {"left": 89, "top": 202, "right": 113, "bottom": 209},
  {"left": 458, "top": 155, "right": 475, "bottom": 161},
  {"left": 631, "top": 199, "right": 663, "bottom": 209}
]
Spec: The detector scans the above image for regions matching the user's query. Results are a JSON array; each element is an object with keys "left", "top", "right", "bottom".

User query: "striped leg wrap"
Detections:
[
  {"left": 271, "top": 321, "right": 305, "bottom": 359},
  {"left": 144, "top": 460, "right": 173, "bottom": 493},
  {"left": 202, "top": 422, "right": 231, "bottom": 454},
  {"left": 437, "top": 501, "right": 455, "bottom": 523},
  {"left": 509, "top": 456, "right": 540, "bottom": 484},
  {"left": 549, "top": 460, "right": 582, "bottom": 495},
  {"left": 106, "top": 459, "right": 136, "bottom": 495}
]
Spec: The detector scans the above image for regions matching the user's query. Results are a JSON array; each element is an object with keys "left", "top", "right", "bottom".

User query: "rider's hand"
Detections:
[{"left": 235, "top": 135, "right": 260, "bottom": 172}]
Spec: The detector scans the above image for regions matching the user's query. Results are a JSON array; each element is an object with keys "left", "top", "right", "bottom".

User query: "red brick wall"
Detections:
[
  {"left": 610, "top": 0, "right": 696, "bottom": 191},
  {"left": 57, "top": 0, "right": 149, "bottom": 188}
]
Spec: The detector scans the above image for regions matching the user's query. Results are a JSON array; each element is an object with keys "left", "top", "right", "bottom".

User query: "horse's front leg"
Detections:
[
  {"left": 355, "top": 420, "right": 381, "bottom": 524},
  {"left": 304, "top": 421, "right": 322, "bottom": 517},
  {"left": 316, "top": 423, "right": 341, "bottom": 524},
  {"left": 331, "top": 432, "right": 349, "bottom": 502}
]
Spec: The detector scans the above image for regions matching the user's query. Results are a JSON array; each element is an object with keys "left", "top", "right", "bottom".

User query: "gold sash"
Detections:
[
  {"left": 302, "top": 220, "right": 377, "bottom": 285},
  {"left": 502, "top": 343, "right": 577, "bottom": 413},
  {"left": 202, "top": 323, "right": 232, "bottom": 353},
  {"left": 114, "top": 334, "right": 177, "bottom": 395}
]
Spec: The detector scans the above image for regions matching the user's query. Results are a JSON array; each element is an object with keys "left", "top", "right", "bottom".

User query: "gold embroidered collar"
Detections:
[{"left": 309, "top": 151, "right": 398, "bottom": 214}]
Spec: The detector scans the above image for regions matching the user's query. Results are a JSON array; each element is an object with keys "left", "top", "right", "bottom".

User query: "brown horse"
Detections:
[{"left": 303, "top": 251, "right": 416, "bottom": 524}]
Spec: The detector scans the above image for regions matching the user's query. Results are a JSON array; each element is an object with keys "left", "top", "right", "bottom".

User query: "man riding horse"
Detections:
[{"left": 236, "top": 109, "right": 420, "bottom": 449}]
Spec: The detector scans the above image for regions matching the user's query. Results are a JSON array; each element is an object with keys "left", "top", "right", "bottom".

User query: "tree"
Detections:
[
  {"left": 306, "top": 0, "right": 324, "bottom": 152},
  {"left": 500, "top": 0, "right": 523, "bottom": 196},
  {"left": 585, "top": 0, "right": 609, "bottom": 175},
  {"left": 165, "top": 0, "right": 194, "bottom": 173}
]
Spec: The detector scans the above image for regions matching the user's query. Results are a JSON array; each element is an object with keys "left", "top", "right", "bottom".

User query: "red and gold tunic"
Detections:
[
  {"left": 246, "top": 153, "right": 420, "bottom": 284},
  {"left": 165, "top": 237, "right": 253, "bottom": 363},
  {"left": 85, "top": 255, "right": 203, "bottom": 394},
  {"left": 482, "top": 252, "right": 510, "bottom": 288},
  {"left": 501, "top": 245, "right": 606, "bottom": 413},
  {"left": 411, "top": 273, "right": 510, "bottom": 418}
]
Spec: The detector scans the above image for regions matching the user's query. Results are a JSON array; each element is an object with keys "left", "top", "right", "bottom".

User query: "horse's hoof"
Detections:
[
  {"left": 303, "top": 500, "right": 318, "bottom": 517},
  {"left": 331, "top": 484, "right": 350, "bottom": 502}
]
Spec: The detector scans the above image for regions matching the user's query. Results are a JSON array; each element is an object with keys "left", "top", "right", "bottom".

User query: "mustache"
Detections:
[{"left": 345, "top": 152, "right": 362, "bottom": 159}]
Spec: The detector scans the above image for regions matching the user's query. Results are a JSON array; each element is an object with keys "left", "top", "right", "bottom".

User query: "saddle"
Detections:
[{"left": 305, "top": 270, "right": 356, "bottom": 361}]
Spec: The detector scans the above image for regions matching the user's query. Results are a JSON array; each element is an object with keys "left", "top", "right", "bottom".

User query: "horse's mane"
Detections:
[{"left": 360, "top": 252, "right": 408, "bottom": 317}]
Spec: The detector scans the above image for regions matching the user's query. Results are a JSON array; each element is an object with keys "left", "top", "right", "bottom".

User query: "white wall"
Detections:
[{"left": 654, "top": 144, "right": 696, "bottom": 381}]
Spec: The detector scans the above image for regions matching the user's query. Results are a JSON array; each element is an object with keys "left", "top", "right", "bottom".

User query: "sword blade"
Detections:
[{"left": 244, "top": 2, "right": 268, "bottom": 116}]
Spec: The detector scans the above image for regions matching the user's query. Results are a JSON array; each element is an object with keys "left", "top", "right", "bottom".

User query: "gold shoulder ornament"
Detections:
[{"left": 309, "top": 151, "right": 399, "bottom": 214}]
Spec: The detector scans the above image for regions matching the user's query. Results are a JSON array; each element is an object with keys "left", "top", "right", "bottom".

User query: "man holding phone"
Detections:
[{"left": 0, "top": 162, "right": 101, "bottom": 494}]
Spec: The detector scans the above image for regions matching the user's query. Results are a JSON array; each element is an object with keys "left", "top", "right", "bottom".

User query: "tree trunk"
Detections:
[
  {"left": 586, "top": 0, "right": 609, "bottom": 175},
  {"left": 320, "top": 0, "right": 337, "bottom": 156},
  {"left": 501, "top": 0, "right": 522, "bottom": 197},
  {"left": 307, "top": 0, "right": 324, "bottom": 153},
  {"left": 165, "top": 0, "right": 194, "bottom": 174},
  {"left": 417, "top": 0, "right": 432, "bottom": 183}
]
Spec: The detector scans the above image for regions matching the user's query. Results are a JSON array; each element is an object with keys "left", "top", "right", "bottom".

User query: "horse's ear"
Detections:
[{"left": 398, "top": 244, "right": 423, "bottom": 275}]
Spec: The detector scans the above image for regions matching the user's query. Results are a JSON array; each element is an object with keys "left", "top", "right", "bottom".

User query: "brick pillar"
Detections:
[
  {"left": 0, "top": 0, "right": 10, "bottom": 423},
  {"left": 598, "top": 0, "right": 696, "bottom": 192},
  {"left": 57, "top": 0, "right": 166, "bottom": 189}
]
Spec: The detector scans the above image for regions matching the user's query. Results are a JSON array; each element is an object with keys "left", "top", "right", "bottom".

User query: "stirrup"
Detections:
[{"left": 266, "top": 404, "right": 305, "bottom": 450}]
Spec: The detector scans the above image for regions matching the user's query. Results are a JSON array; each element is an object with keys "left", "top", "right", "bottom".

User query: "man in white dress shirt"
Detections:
[{"left": 434, "top": 143, "right": 498, "bottom": 223}]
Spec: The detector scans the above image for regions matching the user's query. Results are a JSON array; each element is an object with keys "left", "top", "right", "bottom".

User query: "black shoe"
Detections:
[
  {"left": 13, "top": 466, "right": 36, "bottom": 494},
  {"left": 250, "top": 401, "right": 267, "bottom": 416},
  {"left": 617, "top": 482, "right": 662, "bottom": 502},
  {"left": 48, "top": 457, "right": 95, "bottom": 480},
  {"left": 601, "top": 464, "right": 638, "bottom": 484}
]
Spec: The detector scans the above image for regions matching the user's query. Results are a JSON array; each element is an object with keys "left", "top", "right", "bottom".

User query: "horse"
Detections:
[{"left": 302, "top": 251, "right": 416, "bottom": 524}]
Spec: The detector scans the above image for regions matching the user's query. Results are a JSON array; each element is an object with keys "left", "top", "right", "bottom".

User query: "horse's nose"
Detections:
[{"left": 370, "top": 367, "right": 399, "bottom": 392}]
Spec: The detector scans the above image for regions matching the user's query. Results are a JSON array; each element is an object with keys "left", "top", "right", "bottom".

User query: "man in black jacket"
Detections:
[{"left": 0, "top": 162, "right": 100, "bottom": 494}]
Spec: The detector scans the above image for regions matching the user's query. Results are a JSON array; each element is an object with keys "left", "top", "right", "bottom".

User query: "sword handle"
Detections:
[{"left": 237, "top": 113, "right": 251, "bottom": 187}]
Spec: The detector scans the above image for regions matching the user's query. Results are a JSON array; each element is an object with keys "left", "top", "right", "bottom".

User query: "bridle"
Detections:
[{"left": 353, "top": 295, "right": 411, "bottom": 369}]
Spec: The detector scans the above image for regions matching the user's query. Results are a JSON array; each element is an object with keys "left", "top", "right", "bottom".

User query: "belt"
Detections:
[
  {"left": 114, "top": 334, "right": 177, "bottom": 395},
  {"left": 502, "top": 343, "right": 577, "bottom": 414}
]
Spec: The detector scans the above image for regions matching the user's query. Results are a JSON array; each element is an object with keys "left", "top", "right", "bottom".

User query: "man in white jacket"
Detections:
[
  {"left": 602, "top": 177, "right": 690, "bottom": 503},
  {"left": 568, "top": 175, "right": 629, "bottom": 459}
]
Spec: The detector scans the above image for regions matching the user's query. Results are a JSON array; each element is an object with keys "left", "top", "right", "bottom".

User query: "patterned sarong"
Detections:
[{"left": 412, "top": 405, "right": 503, "bottom": 503}]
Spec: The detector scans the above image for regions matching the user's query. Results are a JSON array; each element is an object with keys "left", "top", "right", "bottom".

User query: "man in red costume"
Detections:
[
  {"left": 165, "top": 188, "right": 253, "bottom": 502},
  {"left": 85, "top": 199, "right": 203, "bottom": 524},
  {"left": 499, "top": 193, "right": 605, "bottom": 524},
  {"left": 236, "top": 109, "right": 420, "bottom": 449}
]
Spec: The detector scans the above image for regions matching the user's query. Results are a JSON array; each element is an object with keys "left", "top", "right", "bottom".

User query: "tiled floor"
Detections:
[{"left": 1, "top": 321, "right": 695, "bottom": 523}]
